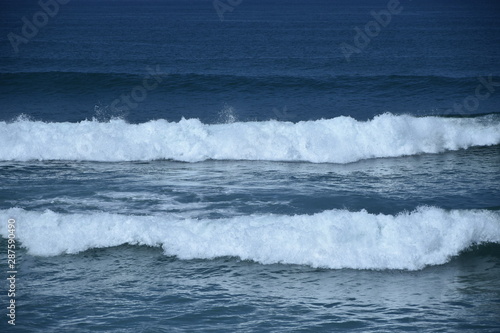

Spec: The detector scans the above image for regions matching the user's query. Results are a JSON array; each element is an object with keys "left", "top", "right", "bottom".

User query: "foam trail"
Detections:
[
  {"left": 1, "top": 207, "right": 499, "bottom": 270},
  {"left": 1, "top": 113, "right": 499, "bottom": 163}
]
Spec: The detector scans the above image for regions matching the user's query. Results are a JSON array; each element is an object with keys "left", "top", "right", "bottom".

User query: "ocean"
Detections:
[{"left": 1, "top": 0, "right": 500, "bottom": 331}]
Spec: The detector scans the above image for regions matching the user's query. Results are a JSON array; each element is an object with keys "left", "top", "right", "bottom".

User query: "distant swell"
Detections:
[
  {"left": 1, "top": 207, "right": 499, "bottom": 270},
  {"left": 1, "top": 113, "right": 499, "bottom": 163},
  {"left": 0, "top": 72, "right": 482, "bottom": 94}
]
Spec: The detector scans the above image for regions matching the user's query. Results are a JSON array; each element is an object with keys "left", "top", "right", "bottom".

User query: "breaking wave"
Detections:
[
  {"left": 1, "top": 207, "right": 499, "bottom": 270},
  {"left": 1, "top": 113, "right": 499, "bottom": 163}
]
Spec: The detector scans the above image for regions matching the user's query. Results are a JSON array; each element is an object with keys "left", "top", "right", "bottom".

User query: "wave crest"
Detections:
[
  {"left": 1, "top": 207, "right": 499, "bottom": 270},
  {"left": 1, "top": 113, "right": 499, "bottom": 163}
]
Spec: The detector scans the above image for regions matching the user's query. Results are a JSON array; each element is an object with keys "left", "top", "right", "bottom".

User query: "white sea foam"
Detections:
[
  {"left": 1, "top": 113, "right": 499, "bottom": 163},
  {"left": 1, "top": 207, "right": 499, "bottom": 270}
]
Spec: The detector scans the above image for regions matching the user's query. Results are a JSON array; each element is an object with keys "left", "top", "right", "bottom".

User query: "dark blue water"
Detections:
[
  {"left": 1, "top": 0, "right": 500, "bottom": 124},
  {"left": 1, "top": 0, "right": 500, "bottom": 331}
]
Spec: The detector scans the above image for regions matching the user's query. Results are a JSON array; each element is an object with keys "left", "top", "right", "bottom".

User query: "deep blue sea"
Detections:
[{"left": 1, "top": 0, "right": 500, "bottom": 332}]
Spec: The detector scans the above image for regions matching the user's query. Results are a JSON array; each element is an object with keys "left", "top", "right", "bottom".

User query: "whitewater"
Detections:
[
  {"left": 1, "top": 207, "right": 499, "bottom": 271},
  {"left": 1, "top": 113, "right": 499, "bottom": 163}
]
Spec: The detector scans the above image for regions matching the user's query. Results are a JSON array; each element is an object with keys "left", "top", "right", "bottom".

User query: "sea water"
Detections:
[{"left": 1, "top": 0, "right": 499, "bottom": 332}]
